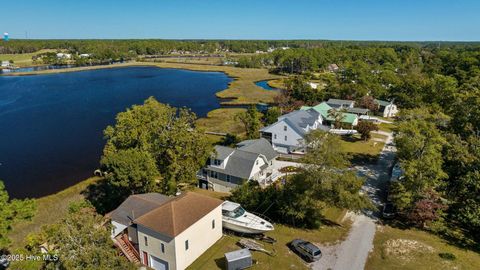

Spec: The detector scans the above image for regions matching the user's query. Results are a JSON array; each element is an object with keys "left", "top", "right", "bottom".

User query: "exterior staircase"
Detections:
[{"left": 114, "top": 234, "right": 141, "bottom": 264}]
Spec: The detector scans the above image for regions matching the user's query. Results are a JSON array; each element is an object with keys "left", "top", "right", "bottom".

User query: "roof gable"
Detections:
[
  {"left": 134, "top": 192, "right": 222, "bottom": 238},
  {"left": 111, "top": 193, "right": 172, "bottom": 226}
]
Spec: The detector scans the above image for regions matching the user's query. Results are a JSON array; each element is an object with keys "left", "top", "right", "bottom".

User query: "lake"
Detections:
[{"left": 0, "top": 66, "right": 232, "bottom": 198}]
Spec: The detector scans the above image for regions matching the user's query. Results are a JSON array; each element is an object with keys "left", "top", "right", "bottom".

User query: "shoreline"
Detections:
[
  {"left": 2, "top": 61, "right": 282, "bottom": 199},
  {"left": 2, "top": 61, "right": 282, "bottom": 105}
]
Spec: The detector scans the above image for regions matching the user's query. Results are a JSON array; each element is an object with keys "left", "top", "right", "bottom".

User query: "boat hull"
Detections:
[{"left": 222, "top": 220, "right": 273, "bottom": 234}]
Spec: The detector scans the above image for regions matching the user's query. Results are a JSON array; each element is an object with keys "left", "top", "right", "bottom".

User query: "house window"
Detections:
[
  {"left": 210, "top": 171, "right": 218, "bottom": 178},
  {"left": 284, "top": 125, "right": 287, "bottom": 131},
  {"left": 274, "top": 134, "right": 277, "bottom": 139},
  {"left": 256, "top": 160, "right": 259, "bottom": 165},
  {"left": 185, "top": 240, "right": 189, "bottom": 250},
  {"left": 214, "top": 159, "right": 221, "bottom": 166},
  {"left": 161, "top": 243, "right": 165, "bottom": 253},
  {"left": 284, "top": 135, "right": 287, "bottom": 141},
  {"left": 226, "top": 175, "right": 231, "bottom": 182},
  {"left": 144, "top": 236, "right": 148, "bottom": 246},
  {"left": 212, "top": 219, "right": 215, "bottom": 229}
]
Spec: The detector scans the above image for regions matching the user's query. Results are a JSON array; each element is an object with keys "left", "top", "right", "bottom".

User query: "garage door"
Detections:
[{"left": 150, "top": 256, "right": 169, "bottom": 270}]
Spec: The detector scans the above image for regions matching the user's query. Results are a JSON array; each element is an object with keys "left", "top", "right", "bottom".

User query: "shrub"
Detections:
[{"left": 438, "top": 252, "right": 456, "bottom": 261}]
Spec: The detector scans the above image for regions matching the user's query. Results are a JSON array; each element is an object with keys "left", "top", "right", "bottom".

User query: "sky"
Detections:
[{"left": 1, "top": 0, "right": 479, "bottom": 41}]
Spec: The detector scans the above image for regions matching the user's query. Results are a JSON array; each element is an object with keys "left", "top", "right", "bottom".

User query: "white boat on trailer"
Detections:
[{"left": 222, "top": 201, "right": 274, "bottom": 234}]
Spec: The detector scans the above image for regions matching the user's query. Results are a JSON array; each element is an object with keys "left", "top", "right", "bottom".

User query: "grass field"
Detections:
[
  {"left": 188, "top": 207, "right": 350, "bottom": 270},
  {"left": 340, "top": 135, "right": 385, "bottom": 156},
  {"left": 378, "top": 121, "right": 397, "bottom": 133},
  {"left": 267, "top": 78, "right": 286, "bottom": 89},
  {"left": 366, "top": 226, "right": 480, "bottom": 270},
  {"left": 8, "top": 177, "right": 100, "bottom": 249},
  {"left": 196, "top": 108, "right": 247, "bottom": 135},
  {"left": 0, "top": 49, "right": 56, "bottom": 67},
  {"left": 148, "top": 62, "right": 281, "bottom": 105}
]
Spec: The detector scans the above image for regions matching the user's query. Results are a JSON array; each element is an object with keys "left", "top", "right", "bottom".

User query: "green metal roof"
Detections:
[{"left": 301, "top": 102, "right": 357, "bottom": 125}]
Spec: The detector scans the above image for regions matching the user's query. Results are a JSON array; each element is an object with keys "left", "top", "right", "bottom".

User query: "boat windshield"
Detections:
[{"left": 227, "top": 206, "right": 245, "bottom": 218}]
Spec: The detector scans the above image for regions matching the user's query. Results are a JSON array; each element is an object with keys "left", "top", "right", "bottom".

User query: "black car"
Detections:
[
  {"left": 0, "top": 256, "right": 9, "bottom": 270},
  {"left": 382, "top": 202, "right": 396, "bottom": 219},
  {"left": 289, "top": 239, "right": 322, "bottom": 262}
]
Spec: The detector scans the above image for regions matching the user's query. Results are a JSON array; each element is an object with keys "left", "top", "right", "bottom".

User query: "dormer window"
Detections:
[{"left": 214, "top": 159, "right": 222, "bottom": 166}]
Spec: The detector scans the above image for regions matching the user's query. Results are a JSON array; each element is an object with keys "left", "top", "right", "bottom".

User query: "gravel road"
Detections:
[{"left": 311, "top": 131, "right": 395, "bottom": 270}]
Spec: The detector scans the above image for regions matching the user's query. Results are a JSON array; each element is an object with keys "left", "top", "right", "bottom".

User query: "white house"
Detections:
[
  {"left": 326, "top": 98, "right": 355, "bottom": 109},
  {"left": 56, "top": 53, "right": 72, "bottom": 59},
  {"left": 198, "top": 138, "right": 278, "bottom": 192},
  {"left": 327, "top": 63, "right": 340, "bottom": 72},
  {"left": 307, "top": 82, "right": 319, "bottom": 89},
  {"left": 1, "top": 61, "right": 11, "bottom": 67},
  {"left": 375, "top": 99, "right": 398, "bottom": 117},
  {"left": 260, "top": 109, "right": 328, "bottom": 154},
  {"left": 110, "top": 192, "right": 223, "bottom": 270}
]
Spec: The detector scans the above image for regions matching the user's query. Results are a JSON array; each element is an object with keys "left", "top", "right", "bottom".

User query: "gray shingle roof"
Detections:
[
  {"left": 346, "top": 107, "right": 370, "bottom": 114},
  {"left": 375, "top": 99, "right": 391, "bottom": 107},
  {"left": 278, "top": 109, "right": 320, "bottom": 135},
  {"left": 208, "top": 149, "right": 260, "bottom": 179},
  {"left": 214, "top": 145, "right": 235, "bottom": 160},
  {"left": 326, "top": 99, "right": 355, "bottom": 108},
  {"left": 111, "top": 193, "right": 172, "bottom": 226},
  {"left": 236, "top": 138, "right": 277, "bottom": 161}
]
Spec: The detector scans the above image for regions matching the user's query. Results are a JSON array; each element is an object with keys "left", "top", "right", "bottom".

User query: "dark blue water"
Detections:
[
  {"left": 255, "top": 80, "right": 277, "bottom": 91},
  {"left": 0, "top": 67, "right": 232, "bottom": 198}
]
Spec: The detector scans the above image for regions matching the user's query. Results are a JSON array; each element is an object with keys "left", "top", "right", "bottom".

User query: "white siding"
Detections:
[
  {"left": 137, "top": 205, "right": 222, "bottom": 270},
  {"left": 263, "top": 120, "right": 304, "bottom": 151},
  {"left": 383, "top": 104, "right": 398, "bottom": 117},
  {"left": 248, "top": 156, "right": 267, "bottom": 179},
  {"left": 174, "top": 205, "right": 222, "bottom": 270},
  {"left": 111, "top": 221, "right": 127, "bottom": 238}
]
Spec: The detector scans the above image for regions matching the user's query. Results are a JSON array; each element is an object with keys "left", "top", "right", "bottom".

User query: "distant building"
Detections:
[
  {"left": 56, "top": 53, "right": 72, "bottom": 59},
  {"left": 375, "top": 99, "right": 398, "bottom": 118},
  {"left": 326, "top": 98, "right": 355, "bottom": 109},
  {"left": 222, "top": 60, "right": 238, "bottom": 66},
  {"left": 79, "top": 53, "right": 90, "bottom": 58},
  {"left": 307, "top": 82, "right": 319, "bottom": 89},
  {"left": 327, "top": 63, "right": 339, "bottom": 73},
  {"left": 3, "top": 32, "right": 9, "bottom": 41},
  {"left": 301, "top": 102, "right": 359, "bottom": 127},
  {"left": 1, "top": 61, "right": 11, "bottom": 67}
]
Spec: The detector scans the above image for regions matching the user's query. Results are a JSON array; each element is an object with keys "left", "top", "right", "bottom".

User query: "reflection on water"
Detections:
[{"left": 0, "top": 66, "right": 232, "bottom": 198}]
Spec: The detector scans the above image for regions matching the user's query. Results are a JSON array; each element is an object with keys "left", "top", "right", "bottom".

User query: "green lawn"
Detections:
[
  {"left": 366, "top": 226, "right": 480, "bottom": 270},
  {"left": 340, "top": 135, "right": 385, "bottom": 156},
  {"left": 378, "top": 122, "right": 397, "bottom": 133},
  {"left": 188, "top": 207, "right": 349, "bottom": 270},
  {"left": 196, "top": 108, "right": 247, "bottom": 135},
  {"left": 0, "top": 49, "right": 56, "bottom": 67},
  {"left": 8, "top": 177, "right": 100, "bottom": 249}
]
